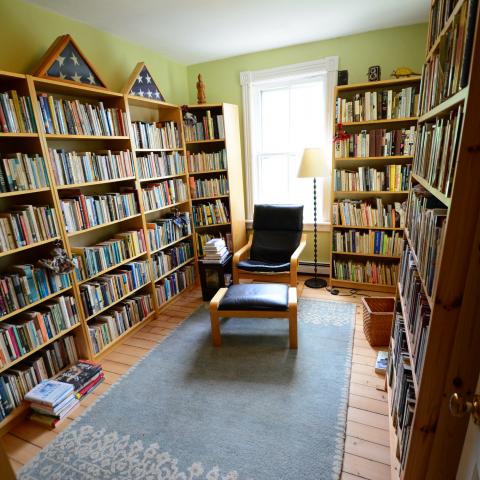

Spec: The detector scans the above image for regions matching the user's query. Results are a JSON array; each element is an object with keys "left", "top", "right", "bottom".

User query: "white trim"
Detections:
[{"left": 240, "top": 57, "right": 338, "bottom": 221}]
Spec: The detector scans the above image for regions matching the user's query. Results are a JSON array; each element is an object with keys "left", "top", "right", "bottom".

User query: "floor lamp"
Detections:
[{"left": 298, "top": 148, "right": 329, "bottom": 289}]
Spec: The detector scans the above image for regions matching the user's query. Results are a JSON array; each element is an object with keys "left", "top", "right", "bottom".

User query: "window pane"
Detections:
[
  {"left": 260, "top": 88, "right": 289, "bottom": 153},
  {"left": 256, "top": 154, "right": 290, "bottom": 204}
]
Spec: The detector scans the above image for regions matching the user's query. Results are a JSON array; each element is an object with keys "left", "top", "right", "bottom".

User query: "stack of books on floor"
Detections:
[
  {"left": 55, "top": 360, "right": 104, "bottom": 400},
  {"left": 25, "top": 379, "right": 79, "bottom": 428},
  {"left": 201, "top": 238, "right": 229, "bottom": 263}
]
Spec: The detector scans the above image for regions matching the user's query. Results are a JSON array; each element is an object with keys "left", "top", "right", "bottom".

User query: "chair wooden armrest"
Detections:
[
  {"left": 232, "top": 234, "right": 253, "bottom": 283},
  {"left": 289, "top": 233, "right": 307, "bottom": 287}
]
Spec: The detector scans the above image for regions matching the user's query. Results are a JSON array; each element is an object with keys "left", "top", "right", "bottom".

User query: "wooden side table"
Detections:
[{"left": 198, "top": 254, "right": 233, "bottom": 301}]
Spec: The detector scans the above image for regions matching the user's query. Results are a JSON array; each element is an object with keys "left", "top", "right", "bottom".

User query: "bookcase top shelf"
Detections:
[
  {"left": 126, "top": 95, "right": 179, "bottom": 109},
  {"left": 336, "top": 76, "right": 421, "bottom": 92},
  {"left": 341, "top": 117, "right": 418, "bottom": 127},
  {"left": 0, "top": 236, "right": 60, "bottom": 259},
  {"left": 0, "top": 70, "right": 26, "bottom": 80},
  {"left": 186, "top": 103, "right": 225, "bottom": 109},
  {"left": 32, "top": 76, "right": 122, "bottom": 98}
]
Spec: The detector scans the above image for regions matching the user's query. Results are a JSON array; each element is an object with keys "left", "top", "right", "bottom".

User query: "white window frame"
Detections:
[{"left": 240, "top": 56, "right": 338, "bottom": 230}]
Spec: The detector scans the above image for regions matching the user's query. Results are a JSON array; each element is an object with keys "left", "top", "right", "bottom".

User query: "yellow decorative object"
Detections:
[{"left": 391, "top": 67, "right": 420, "bottom": 78}]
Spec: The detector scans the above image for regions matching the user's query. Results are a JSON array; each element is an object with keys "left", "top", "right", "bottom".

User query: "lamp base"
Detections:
[{"left": 304, "top": 277, "right": 327, "bottom": 289}]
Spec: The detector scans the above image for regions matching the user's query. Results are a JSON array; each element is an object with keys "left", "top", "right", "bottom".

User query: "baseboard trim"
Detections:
[{"left": 298, "top": 261, "right": 330, "bottom": 276}]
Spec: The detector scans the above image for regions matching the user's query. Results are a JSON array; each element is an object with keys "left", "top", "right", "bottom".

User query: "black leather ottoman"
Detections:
[{"left": 209, "top": 283, "right": 298, "bottom": 348}]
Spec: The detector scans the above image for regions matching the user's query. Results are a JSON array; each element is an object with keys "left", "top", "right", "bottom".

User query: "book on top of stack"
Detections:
[
  {"left": 201, "top": 238, "right": 230, "bottom": 264},
  {"left": 25, "top": 379, "right": 79, "bottom": 428},
  {"left": 55, "top": 360, "right": 104, "bottom": 400}
]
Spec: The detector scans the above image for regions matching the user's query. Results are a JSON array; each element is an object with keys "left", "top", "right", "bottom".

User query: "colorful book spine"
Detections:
[
  {"left": 147, "top": 213, "right": 192, "bottom": 252},
  {"left": 190, "top": 175, "right": 229, "bottom": 199},
  {"left": 186, "top": 149, "right": 227, "bottom": 172},
  {"left": 155, "top": 265, "right": 195, "bottom": 305},
  {"left": 0, "top": 154, "right": 49, "bottom": 193},
  {"left": 0, "top": 90, "right": 37, "bottom": 133},
  {"left": 333, "top": 165, "right": 411, "bottom": 192},
  {"left": 136, "top": 151, "right": 185, "bottom": 179},
  {"left": 131, "top": 121, "right": 180, "bottom": 149},
  {"left": 152, "top": 241, "right": 194, "bottom": 279},
  {"left": 192, "top": 200, "right": 230, "bottom": 226},
  {"left": 141, "top": 180, "right": 188, "bottom": 212}
]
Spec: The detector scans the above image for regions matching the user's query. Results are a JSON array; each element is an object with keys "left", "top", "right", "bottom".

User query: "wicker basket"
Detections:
[{"left": 362, "top": 297, "right": 395, "bottom": 347}]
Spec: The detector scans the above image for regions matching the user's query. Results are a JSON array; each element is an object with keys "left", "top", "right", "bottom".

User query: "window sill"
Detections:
[{"left": 246, "top": 220, "right": 331, "bottom": 232}]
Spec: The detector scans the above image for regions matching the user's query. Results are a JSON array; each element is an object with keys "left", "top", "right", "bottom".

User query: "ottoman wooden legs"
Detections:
[{"left": 209, "top": 287, "right": 298, "bottom": 348}]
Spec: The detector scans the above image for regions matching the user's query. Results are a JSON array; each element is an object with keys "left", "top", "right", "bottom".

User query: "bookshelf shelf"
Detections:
[
  {"left": 0, "top": 132, "right": 39, "bottom": 138},
  {"left": 411, "top": 172, "right": 451, "bottom": 207},
  {"left": 335, "top": 155, "right": 413, "bottom": 161},
  {"left": 418, "top": 86, "right": 469, "bottom": 123},
  {"left": 0, "top": 236, "right": 61, "bottom": 259},
  {"left": 191, "top": 194, "right": 230, "bottom": 201},
  {"left": 332, "top": 251, "right": 401, "bottom": 259},
  {"left": 189, "top": 169, "right": 228, "bottom": 175},
  {"left": 154, "top": 257, "right": 195, "bottom": 282},
  {"left": 33, "top": 77, "right": 123, "bottom": 98},
  {"left": 66, "top": 213, "right": 142, "bottom": 237},
  {"left": 0, "top": 322, "right": 82, "bottom": 375},
  {"left": 139, "top": 173, "right": 187, "bottom": 183},
  {"left": 135, "top": 148, "right": 183, "bottom": 153},
  {"left": 150, "top": 234, "right": 193, "bottom": 255},
  {"left": 341, "top": 117, "right": 418, "bottom": 127},
  {"left": 76, "top": 250, "right": 148, "bottom": 285},
  {"left": 185, "top": 139, "right": 225, "bottom": 144},
  {"left": 55, "top": 177, "right": 136, "bottom": 189},
  {"left": 334, "top": 190, "right": 409, "bottom": 195},
  {"left": 336, "top": 76, "right": 421, "bottom": 92},
  {"left": 194, "top": 222, "right": 231, "bottom": 229},
  {"left": 143, "top": 200, "right": 189, "bottom": 215},
  {"left": 330, "top": 278, "right": 396, "bottom": 293},
  {"left": 0, "top": 187, "right": 51, "bottom": 198},
  {"left": 0, "top": 286, "right": 72, "bottom": 323},
  {"left": 44, "top": 134, "right": 130, "bottom": 140},
  {"left": 332, "top": 225, "right": 404, "bottom": 231},
  {"left": 84, "top": 281, "right": 150, "bottom": 322}
]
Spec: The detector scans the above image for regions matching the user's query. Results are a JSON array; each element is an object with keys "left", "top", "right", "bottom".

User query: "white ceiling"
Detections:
[{"left": 25, "top": 0, "right": 429, "bottom": 65}]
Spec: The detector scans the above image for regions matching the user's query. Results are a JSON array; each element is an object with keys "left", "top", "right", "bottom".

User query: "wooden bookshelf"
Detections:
[
  {"left": 184, "top": 103, "right": 246, "bottom": 258},
  {"left": 388, "top": 1, "right": 480, "bottom": 478},
  {"left": 330, "top": 76, "right": 421, "bottom": 293}
]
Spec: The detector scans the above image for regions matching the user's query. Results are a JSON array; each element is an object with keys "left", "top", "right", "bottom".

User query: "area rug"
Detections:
[{"left": 19, "top": 298, "right": 356, "bottom": 480}]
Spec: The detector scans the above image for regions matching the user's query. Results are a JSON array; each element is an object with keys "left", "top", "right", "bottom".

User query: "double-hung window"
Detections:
[{"left": 241, "top": 57, "right": 338, "bottom": 225}]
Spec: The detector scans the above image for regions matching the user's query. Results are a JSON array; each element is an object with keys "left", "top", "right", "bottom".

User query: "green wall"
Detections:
[
  {"left": 0, "top": 0, "right": 188, "bottom": 103},
  {"left": 186, "top": 24, "right": 428, "bottom": 263}
]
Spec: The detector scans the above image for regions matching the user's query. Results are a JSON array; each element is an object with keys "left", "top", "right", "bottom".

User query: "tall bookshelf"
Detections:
[
  {"left": 387, "top": 0, "right": 480, "bottom": 478},
  {"left": 183, "top": 103, "right": 246, "bottom": 257},
  {"left": 0, "top": 69, "right": 245, "bottom": 433},
  {"left": 330, "top": 77, "right": 421, "bottom": 293}
]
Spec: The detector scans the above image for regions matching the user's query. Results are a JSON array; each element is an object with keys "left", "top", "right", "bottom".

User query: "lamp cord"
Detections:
[{"left": 313, "top": 177, "right": 317, "bottom": 282}]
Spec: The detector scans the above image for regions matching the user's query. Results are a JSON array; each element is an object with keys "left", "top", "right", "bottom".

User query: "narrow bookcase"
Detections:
[
  {"left": 184, "top": 103, "right": 246, "bottom": 257},
  {"left": 0, "top": 74, "right": 246, "bottom": 433},
  {"left": 387, "top": 0, "right": 480, "bottom": 478},
  {"left": 330, "top": 76, "right": 421, "bottom": 293}
]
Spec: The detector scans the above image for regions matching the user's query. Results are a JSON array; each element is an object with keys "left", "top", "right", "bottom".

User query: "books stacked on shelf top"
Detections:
[
  {"left": 0, "top": 154, "right": 49, "bottom": 193},
  {"left": 25, "top": 379, "right": 79, "bottom": 428},
  {"left": 183, "top": 111, "right": 225, "bottom": 141},
  {"left": 49, "top": 149, "right": 135, "bottom": 186},
  {"left": 201, "top": 238, "right": 229, "bottom": 264},
  {"left": 197, "top": 232, "right": 233, "bottom": 256},
  {"left": 187, "top": 150, "right": 227, "bottom": 172},
  {"left": 55, "top": 360, "right": 104, "bottom": 400},
  {"left": 375, "top": 351, "right": 388, "bottom": 375},
  {"left": 0, "top": 90, "right": 37, "bottom": 133},
  {"left": 334, "top": 127, "right": 417, "bottom": 158},
  {"left": 335, "top": 86, "right": 419, "bottom": 123},
  {"left": 37, "top": 95, "right": 128, "bottom": 136}
]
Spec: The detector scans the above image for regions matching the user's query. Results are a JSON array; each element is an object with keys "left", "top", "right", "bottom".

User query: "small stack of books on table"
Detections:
[
  {"left": 55, "top": 360, "right": 104, "bottom": 401},
  {"left": 25, "top": 380, "right": 78, "bottom": 428},
  {"left": 201, "top": 238, "right": 229, "bottom": 264}
]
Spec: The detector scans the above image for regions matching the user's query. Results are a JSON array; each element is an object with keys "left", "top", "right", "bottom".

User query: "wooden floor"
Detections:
[{"left": 1, "top": 277, "right": 392, "bottom": 479}]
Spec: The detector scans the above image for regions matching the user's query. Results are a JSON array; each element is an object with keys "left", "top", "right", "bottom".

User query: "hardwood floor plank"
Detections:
[
  {"left": 1, "top": 433, "right": 41, "bottom": 464},
  {"left": 115, "top": 344, "right": 150, "bottom": 357},
  {"left": 90, "top": 382, "right": 111, "bottom": 396},
  {"left": 133, "top": 331, "right": 167, "bottom": 341},
  {"left": 352, "top": 363, "right": 385, "bottom": 378},
  {"left": 348, "top": 407, "right": 388, "bottom": 430},
  {"left": 122, "top": 337, "right": 157, "bottom": 349},
  {"left": 10, "top": 422, "right": 57, "bottom": 448},
  {"left": 346, "top": 421, "right": 390, "bottom": 447},
  {"left": 349, "top": 394, "right": 388, "bottom": 415},
  {"left": 349, "top": 383, "right": 388, "bottom": 402},
  {"left": 103, "top": 370, "right": 122, "bottom": 385},
  {"left": 350, "top": 372, "right": 385, "bottom": 389},
  {"left": 8, "top": 457, "right": 23, "bottom": 473},
  {"left": 345, "top": 436, "right": 390, "bottom": 465},
  {"left": 343, "top": 453, "right": 390, "bottom": 480},
  {"left": 103, "top": 352, "right": 138, "bottom": 366},
  {"left": 352, "top": 354, "right": 376, "bottom": 367},
  {"left": 101, "top": 360, "right": 131, "bottom": 375}
]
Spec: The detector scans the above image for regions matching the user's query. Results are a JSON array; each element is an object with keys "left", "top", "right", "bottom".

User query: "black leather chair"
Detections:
[{"left": 232, "top": 204, "right": 306, "bottom": 288}]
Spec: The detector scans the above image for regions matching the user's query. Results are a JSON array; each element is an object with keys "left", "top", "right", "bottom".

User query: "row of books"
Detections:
[
  {"left": 335, "top": 87, "right": 419, "bottom": 123},
  {"left": 156, "top": 265, "right": 195, "bottom": 306},
  {"left": 60, "top": 189, "right": 139, "bottom": 233},
  {"left": 146, "top": 213, "right": 192, "bottom": 252},
  {"left": 428, "top": 0, "right": 458, "bottom": 49},
  {"left": 183, "top": 111, "right": 225, "bottom": 141},
  {"left": 136, "top": 151, "right": 185, "bottom": 179},
  {"left": 186, "top": 150, "right": 227, "bottom": 172},
  {"left": 88, "top": 294, "right": 153, "bottom": 354},
  {"left": 131, "top": 121, "right": 180, "bottom": 150},
  {"left": 0, "top": 295, "right": 79, "bottom": 368},
  {"left": 388, "top": 314, "right": 416, "bottom": 466},
  {"left": 399, "top": 246, "right": 431, "bottom": 382},
  {"left": 332, "top": 199, "right": 406, "bottom": 229},
  {"left": 192, "top": 200, "right": 230, "bottom": 227},
  {"left": 197, "top": 232, "right": 233, "bottom": 257},
  {"left": 0, "top": 153, "right": 49, "bottom": 193},
  {"left": 72, "top": 229, "right": 147, "bottom": 282},
  {"left": 201, "top": 238, "right": 229, "bottom": 264},
  {"left": 0, "top": 205, "right": 58, "bottom": 252},
  {"left": 0, "top": 335, "right": 78, "bottom": 421},
  {"left": 80, "top": 261, "right": 150, "bottom": 318},
  {"left": 334, "top": 128, "right": 417, "bottom": 158},
  {"left": 332, "top": 258, "right": 398, "bottom": 286},
  {"left": 406, "top": 186, "right": 447, "bottom": 295},
  {"left": 142, "top": 180, "right": 188, "bottom": 212},
  {"left": 152, "top": 241, "right": 194, "bottom": 279},
  {"left": 418, "top": 0, "right": 477, "bottom": 114},
  {"left": 332, "top": 230, "right": 404, "bottom": 257},
  {"left": 333, "top": 165, "right": 411, "bottom": 192},
  {"left": 413, "top": 106, "right": 463, "bottom": 197},
  {"left": 37, "top": 95, "right": 128, "bottom": 136},
  {"left": 49, "top": 149, "right": 135, "bottom": 186},
  {"left": 0, "top": 90, "right": 37, "bottom": 133},
  {"left": 189, "top": 175, "right": 229, "bottom": 199},
  {"left": 0, "top": 264, "right": 70, "bottom": 318}
]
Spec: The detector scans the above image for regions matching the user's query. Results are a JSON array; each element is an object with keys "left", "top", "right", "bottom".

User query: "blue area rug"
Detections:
[{"left": 19, "top": 298, "right": 356, "bottom": 480}]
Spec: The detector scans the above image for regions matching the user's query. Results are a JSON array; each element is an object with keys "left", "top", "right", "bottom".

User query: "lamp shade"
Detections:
[{"left": 297, "top": 148, "right": 330, "bottom": 178}]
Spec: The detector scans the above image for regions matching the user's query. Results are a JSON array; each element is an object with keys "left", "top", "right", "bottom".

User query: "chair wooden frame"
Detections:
[
  {"left": 232, "top": 233, "right": 307, "bottom": 287},
  {"left": 209, "top": 287, "right": 298, "bottom": 348}
]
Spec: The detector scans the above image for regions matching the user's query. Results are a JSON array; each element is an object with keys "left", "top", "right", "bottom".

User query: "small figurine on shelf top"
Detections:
[
  {"left": 391, "top": 67, "right": 420, "bottom": 78},
  {"left": 196, "top": 74, "right": 206, "bottom": 104},
  {"left": 367, "top": 65, "right": 381, "bottom": 82}
]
